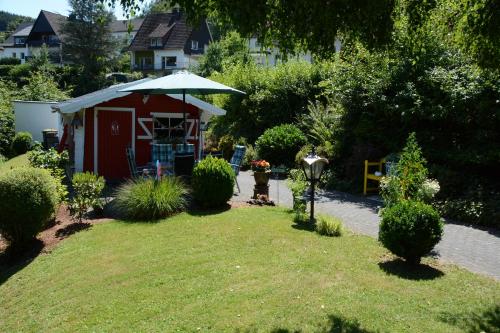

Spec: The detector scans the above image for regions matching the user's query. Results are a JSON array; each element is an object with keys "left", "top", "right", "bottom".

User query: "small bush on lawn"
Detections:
[
  {"left": 255, "top": 124, "right": 307, "bottom": 167},
  {"left": 192, "top": 156, "right": 235, "bottom": 208},
  {"left": 11, "top": 131, "right": 32, "bottom": 156},
  {"left": 28, "top": 145, "right": 69, "bottom": 203},
  {"left": 316, "top": 215, "right": 343, "bottom": 237},
  {"left": 379, "top": 200, "right": 443, "bottom": 264},
  {"left": 0, "top": 167, "right": 59, "bottom": 249},
  {"left": 114, "top": 177, "right": 187, "bottom": 220},
  {"left": 69, "top": 172, "right": 105, "bottom": 223}
]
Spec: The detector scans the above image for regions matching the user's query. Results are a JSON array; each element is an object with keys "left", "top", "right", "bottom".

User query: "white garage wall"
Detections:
[{"left": 13, "top": 100, "right": 61, "bottom": 142}]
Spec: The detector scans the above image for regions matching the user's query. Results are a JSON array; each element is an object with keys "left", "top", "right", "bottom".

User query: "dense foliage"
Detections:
[
  {"left": 192, "top": 156, "right": 234, "bottom": 208},
  {"left": 196, "top": 31, "right": 252, "bottom": 77},
  {"left": 11, "top": 131, "right": 32, "bottom": 156},
  {"left": 379, "top": 200, "right": 443, "bottom": 264},
  {"left": 69, "top": 172, "right": 105, "bottom": 222},
  {"left": 28, "top": 146, "right": 69, "bottom": 203},
  {"left": 0, "top": 79, "right": 16, "bottom": 155},
  {"left": 114, "top": 177, "right": 188, "bottom": 220},
  {"left": 255, "top": 124, "right": 306, "bottom": 167},
  {"left": 0, "top": 167, "right": 59, "bottom": 249},
  {"left": 210, "top": 61, "right": 328, "bottom": 142}
]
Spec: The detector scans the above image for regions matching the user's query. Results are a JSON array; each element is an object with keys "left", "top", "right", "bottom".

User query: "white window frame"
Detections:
[{"left": 150, "top": 112, "right": 196, "bottom": 140}]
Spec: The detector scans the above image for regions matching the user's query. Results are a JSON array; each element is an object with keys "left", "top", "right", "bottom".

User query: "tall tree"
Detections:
[
  {"left": 196, "top": 31, "right": 252, "bottom": 77},
  {"left": 61, "top": 0, "right": 118, "bottom": 95}
]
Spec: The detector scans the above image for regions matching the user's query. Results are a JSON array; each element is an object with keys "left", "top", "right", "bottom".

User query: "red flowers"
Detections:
[{"left": 251, "top": 159, "right": 271, "bottom": 172}]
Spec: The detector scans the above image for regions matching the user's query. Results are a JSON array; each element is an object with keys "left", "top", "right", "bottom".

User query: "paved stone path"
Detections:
[{"left": 233, "top": 171, "right": 500, "bottom": 280}]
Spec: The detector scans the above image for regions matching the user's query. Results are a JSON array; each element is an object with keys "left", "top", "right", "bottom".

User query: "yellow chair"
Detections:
[{"left": 363, "top": 159, "right": 385, "bottom": 195}]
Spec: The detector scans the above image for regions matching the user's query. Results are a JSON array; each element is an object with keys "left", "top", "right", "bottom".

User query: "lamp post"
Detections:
[{"left": 301, "top": 147, "right": 328, "bottom": 223}]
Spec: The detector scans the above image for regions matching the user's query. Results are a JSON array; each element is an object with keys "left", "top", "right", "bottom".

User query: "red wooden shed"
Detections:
[{"left": 52, "top": 79, "right": 226, "bottom": 180}]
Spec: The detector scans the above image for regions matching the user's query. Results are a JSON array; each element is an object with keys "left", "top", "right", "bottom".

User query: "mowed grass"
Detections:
[
  {"left": 0, "top": 153, "right": 29, "bottom": 175},
  {"left": 0, "top": 207, "right": 498, "bottom": 332}
]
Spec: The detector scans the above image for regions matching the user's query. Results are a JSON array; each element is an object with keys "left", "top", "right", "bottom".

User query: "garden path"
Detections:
[{"left": 233, "top": 171, "right": 500, "bottom": 280}]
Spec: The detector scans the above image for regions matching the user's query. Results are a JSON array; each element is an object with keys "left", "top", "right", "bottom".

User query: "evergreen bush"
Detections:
[
  {"left": 379, "top": 200, "right": 443, "bottom": 264},
  {"left": 0, "top": 168, "right": 59, "bottom": 249},
  {"left": 11, "top": 131, "right": 32, "bottom": 155},
  {"left": 192, "top": 156, "right": 235, "bottom": 208},
  {"left": 255, "top": 124, "right": 306, "bottom": 167}
]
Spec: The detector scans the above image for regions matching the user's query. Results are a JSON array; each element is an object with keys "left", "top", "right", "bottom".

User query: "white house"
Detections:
[{"left": 128, "top": 9, "right": 212, "bottom": 72}]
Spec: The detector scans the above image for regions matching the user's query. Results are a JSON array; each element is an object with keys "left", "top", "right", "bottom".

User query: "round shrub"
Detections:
[
  {"left": 192, "top": 156, "right": 235, "bottom": 208},
  {"left": 379, "top": 200, "right": 443, "bottom": 264},
  {"left": 113, "top": 177, "right": 188, "bottom": 221},
  {"left": 255, "top": 124, "right": 307, "bottom": 167},
  {"left": 0, "top": 167, "right": 59, "bottom": 248},
  {"left": 11, "top": 131, "right": 32, "bottom": 155}
]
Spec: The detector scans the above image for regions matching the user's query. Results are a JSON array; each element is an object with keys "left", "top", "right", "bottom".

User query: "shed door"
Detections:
[{"left": 97, "top": 110, "right": 133, "bottom": 179}]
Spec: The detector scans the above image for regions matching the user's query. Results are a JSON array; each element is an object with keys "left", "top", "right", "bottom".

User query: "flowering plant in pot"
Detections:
[{"left": 251, "top": 159, "right": 271, "bottom": 185}]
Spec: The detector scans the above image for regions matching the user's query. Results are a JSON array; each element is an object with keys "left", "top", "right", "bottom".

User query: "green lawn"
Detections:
[
  {"left": 0, "top": 153, "right": 29, "bottom": 174},
  {"left": 1, "top": 207, "right": 498, "bottom": 332}
]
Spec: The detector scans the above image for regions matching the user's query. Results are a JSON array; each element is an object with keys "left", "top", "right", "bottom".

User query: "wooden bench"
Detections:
[{"left": 363, "top": 159, "right": 385, "bottom": 195}]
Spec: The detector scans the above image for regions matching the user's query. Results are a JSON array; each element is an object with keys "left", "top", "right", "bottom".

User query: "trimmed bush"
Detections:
[
  {"left": 316, "top": 215, "right": 343, "bottom": 237},
  {"left": 0, "top": 58, "right": 21, "bottom": 65},
  {"left": 255, "top": 124, "right": 306, "bottom": 167},
  {"left": 113, "top": 177, "right": 187, "bottom": 220},
  {"left": 192, "top": 156, "right": 235, "bottom": 208},
  {"left": 379, "top": 200, "right": 443, "bottom": 264},
  {"left": 11, "top": 131, "right": 32, "bottom": 155},
  {"left": 69, "top": 172, "right": 105, "bottom": 222},
  {"left": 0, "top": 167, "right": 59, "bottom": 248}
]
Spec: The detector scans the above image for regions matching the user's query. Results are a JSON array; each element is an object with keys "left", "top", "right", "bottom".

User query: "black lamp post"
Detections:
[{"left": 301, "top": 147, "right": 328, "bottom": 223}]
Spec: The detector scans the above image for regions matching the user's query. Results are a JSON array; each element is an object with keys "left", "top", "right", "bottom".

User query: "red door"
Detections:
[{"left": 98, "top": 110, "right": 132, "bottom": 179}]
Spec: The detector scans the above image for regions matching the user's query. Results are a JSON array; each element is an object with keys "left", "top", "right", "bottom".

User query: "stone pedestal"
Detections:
[{"left": 253, "top": 184, "right": 269, "bottom": 199}]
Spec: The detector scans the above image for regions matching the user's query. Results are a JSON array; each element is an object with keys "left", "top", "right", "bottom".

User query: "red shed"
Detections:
[{"left": 52, "top": 79, "right": 226, "bottom": 180}]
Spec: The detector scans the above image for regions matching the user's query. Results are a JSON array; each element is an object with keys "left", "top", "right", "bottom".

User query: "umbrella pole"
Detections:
[{"left": 183, "top": 89, "right": 187, "bottom": 146}]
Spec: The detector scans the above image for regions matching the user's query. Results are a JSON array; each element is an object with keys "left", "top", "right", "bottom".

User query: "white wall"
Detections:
[
  {"left": 153, "top": 49, "right": 197, "bottom": 70},
  {"left": 13, "top": 101, "right": 61, "bottom": 142},
  {"left": 1, "top": 46, "right": 29, "bottom": 64}
]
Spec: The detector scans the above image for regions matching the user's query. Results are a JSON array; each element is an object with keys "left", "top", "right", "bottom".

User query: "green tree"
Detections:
[
  {"left": 19, "top": 73, "right": 69, "bottom": 101},
  {"left": 102, "top": 0, "right": 500, "bottom": 68},
  {"left": 196, "top": 31, "right": 252, "bottom": 77},
  {"left": 61, "top": 0, "right": 118, "bottom": 95},
  {"left": 28, "top": 44, "right": 52, "bottom": 73}
]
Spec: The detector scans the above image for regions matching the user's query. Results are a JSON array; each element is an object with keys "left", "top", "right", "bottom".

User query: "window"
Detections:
[
  {"left": 14, "top": 37, "right": 26, "bottom": 45},
  {"left": 12, "top": 52, "right": 16, "bottom": 58},
  {"left": 150, "top": 38, "right": 162, "bottom": 47},
  {"left": 162, "top": 56, "right": 177, "bottom": 68},
  {"left": 153, "top": 116, "right": 185, "bottom": 142},
  {"left": 48, "top": 35, "right": 59, "bottom": 43},
  {"left": 20, "top": 52, "right": 25, "bottom": 59},
  {"left": 191, "top": 40, "right": 199, "bottom": 50}
]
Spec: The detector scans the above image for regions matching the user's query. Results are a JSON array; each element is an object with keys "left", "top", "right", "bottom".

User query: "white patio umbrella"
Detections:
[{"left": 119, "top": 71, "right": 245, "bottom": 154}]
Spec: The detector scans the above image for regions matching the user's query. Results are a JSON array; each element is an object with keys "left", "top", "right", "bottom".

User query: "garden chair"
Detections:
[
  {"left": 126, "top": 147, "right": 155, "bottom": 178},
  {"left": 230, "top": 145, "right": 246, "bottom": 192},
  {"left": 363, "top": 158, "right": 385, "bottom": 195}
]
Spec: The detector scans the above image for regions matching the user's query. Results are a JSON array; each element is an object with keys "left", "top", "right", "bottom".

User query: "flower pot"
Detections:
[{"left": 254, "top": 171, "right": 271, "bottom": 185}]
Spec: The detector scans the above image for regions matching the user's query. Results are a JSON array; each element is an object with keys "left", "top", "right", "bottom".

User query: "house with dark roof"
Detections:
[
  {"left": 128, "top": 9, "right": 212, "bottom": 72},
  {"left": 0, "top": 22, "right": 33, "bottom": 63},
  {"left": 0, "top": 10, "right": 144, "bottom": 64}
]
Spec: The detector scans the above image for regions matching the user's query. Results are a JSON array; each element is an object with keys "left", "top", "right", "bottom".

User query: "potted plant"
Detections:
[{"left": 251, "top": 159, "right": 271, "bottom": 185}]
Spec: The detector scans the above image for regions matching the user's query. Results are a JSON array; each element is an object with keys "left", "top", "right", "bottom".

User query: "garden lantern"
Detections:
[{"left": 301, "top": 147, "right": 328, "bottom": 223}]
